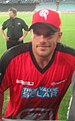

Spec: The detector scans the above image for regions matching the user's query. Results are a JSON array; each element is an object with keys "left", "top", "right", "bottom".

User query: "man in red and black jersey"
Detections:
[{"left": 0, "top": 9, "right": 75, "bottom": 120}]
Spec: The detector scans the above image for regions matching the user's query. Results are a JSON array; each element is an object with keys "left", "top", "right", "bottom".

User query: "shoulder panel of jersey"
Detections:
[
  {"left": 56, "top": 43, "right": 75, "bottom": 67},
  {"left": 0, "top": 42, "right": 31, "bottom": 85}
]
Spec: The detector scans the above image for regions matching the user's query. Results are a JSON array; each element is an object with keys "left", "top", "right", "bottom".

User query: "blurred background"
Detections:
[{"left": 0, "top": 0, "right": 75, "bottom": 12}]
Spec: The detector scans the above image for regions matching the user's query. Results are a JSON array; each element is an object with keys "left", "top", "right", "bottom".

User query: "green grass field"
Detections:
[{"left": 0, "top": 12, "right": 75, "bottom": 120}]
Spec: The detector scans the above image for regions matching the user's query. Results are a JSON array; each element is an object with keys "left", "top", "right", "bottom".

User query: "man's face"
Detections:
[
  {"left": 31, "top": 24, "right": 62, "bottom": 58},
  {"left": 8, "top": 11, "right": 16, "bottom": 19}
]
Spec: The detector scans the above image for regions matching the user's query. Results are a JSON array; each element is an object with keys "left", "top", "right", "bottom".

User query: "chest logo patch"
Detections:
[{"left": 16, "top": 79, "right": 34, "bottom": 86}]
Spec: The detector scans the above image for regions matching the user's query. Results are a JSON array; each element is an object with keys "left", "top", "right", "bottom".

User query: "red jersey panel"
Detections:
[{"left": 0, "top": 43, "right": 75, "bottom": 120}]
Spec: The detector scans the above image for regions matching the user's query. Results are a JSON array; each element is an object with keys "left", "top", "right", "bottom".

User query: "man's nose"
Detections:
[{"left": 40, "top": 35, "right": 46, "bottom": 42}]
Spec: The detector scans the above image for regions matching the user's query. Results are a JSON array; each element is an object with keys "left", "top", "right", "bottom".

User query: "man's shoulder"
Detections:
[
  {"left": 2, "top": 18, "right": 10, "bottom": 24},
  {"left": 56, "top": 43, "right": 75, "bottom": 67},
  {"left": 16, "top": 17, "right": 24, "bottom": 22},
  {"left": 0, "top": 42, "right": 31, "bottom": 66},
  {"left": 0, "top": 42, "right": 31, "bottom": 84},
  {"left": 56, "top": 43, "right": 75, "bottom": 56}
]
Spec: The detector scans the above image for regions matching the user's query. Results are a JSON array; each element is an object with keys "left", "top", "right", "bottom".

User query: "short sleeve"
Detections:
[{"left": 1, "top": 20, "right": 8, "bottom": 30}]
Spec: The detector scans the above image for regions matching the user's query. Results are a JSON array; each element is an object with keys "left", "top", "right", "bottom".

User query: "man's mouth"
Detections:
[
  {"left": 37, "top": 45, "right": 51, "bottom": 48},
  {"left": 37, "top": 45, "right": 51, "bottom": 51}
]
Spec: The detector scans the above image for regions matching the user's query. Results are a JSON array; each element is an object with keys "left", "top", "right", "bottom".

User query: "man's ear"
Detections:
[
  {"left": 30, "top": 29, "right": 34, "bottom": 40},
  {"left": 57, "top": 32, "right": 62, "bottom": 42}
]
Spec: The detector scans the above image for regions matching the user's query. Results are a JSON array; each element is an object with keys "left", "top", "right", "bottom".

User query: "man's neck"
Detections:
[
  {"left": 33, "top": 52, "right": 54, "bottom": 69},
  {"left": 10, "top": 16, "right": 16, "bottom": 19}
]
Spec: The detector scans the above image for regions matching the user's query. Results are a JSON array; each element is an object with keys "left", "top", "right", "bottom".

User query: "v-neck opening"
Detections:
[{"left": 29, "top": 43, "right": 56, "bottom": 74}]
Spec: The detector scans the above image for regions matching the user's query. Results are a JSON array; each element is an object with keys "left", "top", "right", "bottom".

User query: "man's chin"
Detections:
[{"left": 37, "top": 52, "right": 50, "bottom": 58}]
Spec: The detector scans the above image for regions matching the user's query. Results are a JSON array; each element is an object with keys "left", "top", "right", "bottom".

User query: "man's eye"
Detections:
[{"left": 46, "top": 36, "right": 53, "bottom": 39}]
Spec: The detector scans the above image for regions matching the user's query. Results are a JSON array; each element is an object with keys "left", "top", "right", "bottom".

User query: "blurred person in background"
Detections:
[
  {"left": 56, "top": 0, "right": 60, "bottom": 11},
  {"left": 0, "top": 7, "right": 28, "bottom": 49}
]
